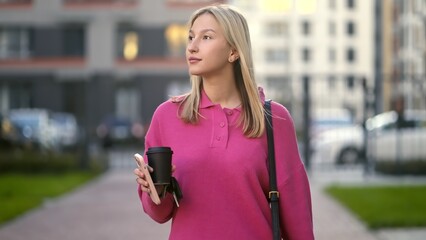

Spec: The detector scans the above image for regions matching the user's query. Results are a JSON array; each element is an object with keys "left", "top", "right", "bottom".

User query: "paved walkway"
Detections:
[
  {"left": 0, "top": 165, "right": 425, "bottom": 239},
  {"left": 0, "top": 170, "right": 170, "bottom": 240},
  {"left": 310, "top": 165, "right": 426, "bottom": 240}
]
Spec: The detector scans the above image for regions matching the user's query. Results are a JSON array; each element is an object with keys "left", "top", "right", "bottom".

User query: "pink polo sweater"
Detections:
[{"left": 138, "top": 89, "right": 314, "bottom": 240}]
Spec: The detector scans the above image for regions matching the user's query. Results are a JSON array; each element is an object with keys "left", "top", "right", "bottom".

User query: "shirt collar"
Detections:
[{"left": 200, "top": 89, "right": 215, "bottom": 109}]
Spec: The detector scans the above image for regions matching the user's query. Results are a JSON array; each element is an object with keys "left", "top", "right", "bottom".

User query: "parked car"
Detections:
[
  {"left": 311, "top": 110, "right": 426, "bottom": 165},
  {"left": 311, "top": 124, "right": 363, "bottom": 164},
  {"left": 366, "top": 110, "right": 426, "bottom": 162},
  {"left": 51, "top": 112, "right": 80, "bottom": 148},
  {"left": 8, "top": 108, "right": 60, "bottom": 150},
  {"left": 96, "top": 116, "right": 145, "bottom": 148}
]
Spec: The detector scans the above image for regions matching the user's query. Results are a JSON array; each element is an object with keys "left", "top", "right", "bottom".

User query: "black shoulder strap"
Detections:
[{"left": 264, "top": 100, "right": 281, "bottom": 240}]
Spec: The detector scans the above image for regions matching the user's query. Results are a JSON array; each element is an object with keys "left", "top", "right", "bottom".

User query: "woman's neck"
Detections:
[{"left": 202, "top": 76, "right": 241, "bottom": 109}]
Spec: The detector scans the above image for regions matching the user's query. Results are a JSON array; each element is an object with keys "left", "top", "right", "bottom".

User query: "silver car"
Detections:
[{"left": 311, "top": 110, "right": 426, "bottom": 165}]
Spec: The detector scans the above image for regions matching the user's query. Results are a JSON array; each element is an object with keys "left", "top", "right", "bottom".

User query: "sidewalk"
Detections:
[
  {"left": 311, "top": 182, "right": 378, "bottom": 240},
  {"left": 0, "top": 170, "right": 170, "bottom": 240},
  {"left": 0, "top": 167, "right": 424, "bottom": 240},
  {"left": 310, "top": 166, "right": 426, "bottom": 240}
]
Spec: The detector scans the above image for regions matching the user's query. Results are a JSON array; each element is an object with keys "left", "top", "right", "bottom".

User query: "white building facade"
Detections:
[{"left": 232, "top": 0, "right": 374, "bottom": 126}]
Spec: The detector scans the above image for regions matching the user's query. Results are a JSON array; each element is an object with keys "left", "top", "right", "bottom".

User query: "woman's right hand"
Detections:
[
  {"left": 134, "top": 164, "right": 177, "bottom": 195},
  {"left": 134, "top": 167, "right": 152, "bottom": 194}
]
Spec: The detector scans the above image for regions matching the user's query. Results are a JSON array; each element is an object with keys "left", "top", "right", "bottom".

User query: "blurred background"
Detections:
[
  {"left": 1, "top": 0, "right": 425, "bottom": 170},
  {"left": 0, "top": 0, "right": 425, "bottom": 239}
]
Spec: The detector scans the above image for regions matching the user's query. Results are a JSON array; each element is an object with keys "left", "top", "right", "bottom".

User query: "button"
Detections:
[
  {"left": 216, "top": 136, "right": 221, "bottom": 141},
  {"left": 227, "top": 110, "right": 233, "bottom": 115},
  {"left": 220, "top": 122, "right": 225, "bottom": 127}
]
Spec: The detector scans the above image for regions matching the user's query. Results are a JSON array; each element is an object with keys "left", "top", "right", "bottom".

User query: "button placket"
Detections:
[{"left": 210, "top": 107, "right": 229, "bottom": 148}]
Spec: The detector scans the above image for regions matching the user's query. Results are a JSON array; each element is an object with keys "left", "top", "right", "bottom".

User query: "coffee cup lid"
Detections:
[{"left": 147, "top": 147, "right": 173, "bottom": 154}]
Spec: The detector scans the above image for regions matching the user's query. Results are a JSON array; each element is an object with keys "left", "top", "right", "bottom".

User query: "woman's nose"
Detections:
[{"left": 187, "top": 40, "right": 198, "bottom": 53}]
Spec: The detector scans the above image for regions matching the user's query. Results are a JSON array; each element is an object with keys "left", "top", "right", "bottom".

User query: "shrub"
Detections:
[
  {"left": 375, "top": 160, "right": 426, "bottom": 175},
  {"left": 0, "top": 149, "right": 107, "bottom": 174}
]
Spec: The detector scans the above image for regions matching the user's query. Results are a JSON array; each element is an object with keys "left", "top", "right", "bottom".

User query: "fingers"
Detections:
[
  {"left": 134, "top": 162, "right": 177, "bottom": 194},
  {"left": 134, "top": 168, "right": 151, "bottom": 193}
]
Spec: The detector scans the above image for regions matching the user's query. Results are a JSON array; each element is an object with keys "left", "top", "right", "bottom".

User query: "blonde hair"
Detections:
[{"left": 178, "top": 4, "right": 264, "bottom": 138}]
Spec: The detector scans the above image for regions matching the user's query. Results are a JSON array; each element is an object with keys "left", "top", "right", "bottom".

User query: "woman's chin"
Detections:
[{"left": 188, "top": 70, "right": 202, "bottom": 76}]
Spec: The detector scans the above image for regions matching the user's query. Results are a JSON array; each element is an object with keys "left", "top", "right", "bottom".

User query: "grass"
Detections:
[
  {"left": 0, "top": 172, "right": 100, "bottom": 225},
  {"left": 326, "top": 184, "right": 426, "bottom": 229}
]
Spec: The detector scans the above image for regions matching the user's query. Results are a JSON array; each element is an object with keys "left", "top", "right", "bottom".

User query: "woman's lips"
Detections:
[{"left": 188, "top": 57, "right": 201, "bottom": 64}]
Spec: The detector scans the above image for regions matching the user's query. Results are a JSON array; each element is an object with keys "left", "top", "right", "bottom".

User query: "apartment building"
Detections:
[
  {"left": 232, "top": 0, "right": 374, "bottom": 125},
  {"left": 388, "top": 0, "right": 426, "bottom": 111},
  {"left": 0, "top": 0, "right": 223, "bottom": 135}
]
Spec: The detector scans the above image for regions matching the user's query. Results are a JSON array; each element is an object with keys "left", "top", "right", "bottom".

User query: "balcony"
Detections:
[
  {"left": 0, "top": 26, "right": 86, "bottom": 70},
  {"left": 0, "top": 0, "right": 32, "bottom": 9},
  {"left": 116, "top": 57, "right": 187, "bottom": 73},
  {"left": 63, "top": 0, "right": 137, "bottom": 9},
  {"left": 0, "top": 57, "right": 85, "bottom": 70}
]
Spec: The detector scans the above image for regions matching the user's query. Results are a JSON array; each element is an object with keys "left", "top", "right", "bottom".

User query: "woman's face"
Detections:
[{"left": 186, "top": 13, "right": 234, "bottom": 77}]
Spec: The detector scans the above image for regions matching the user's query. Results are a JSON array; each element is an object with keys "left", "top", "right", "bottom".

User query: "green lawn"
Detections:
[
  {"left": 0, "top": 172, "right": 100, "bottom": 225},
  {"left": 326, "top": 184, "right": 426, "bottom": 229}
]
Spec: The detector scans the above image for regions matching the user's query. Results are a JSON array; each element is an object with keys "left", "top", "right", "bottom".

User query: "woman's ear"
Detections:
[{"left": 228, "top": 49, "right": 240, "bottom": 63}]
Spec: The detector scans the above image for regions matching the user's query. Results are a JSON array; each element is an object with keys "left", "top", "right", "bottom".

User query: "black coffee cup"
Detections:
[{"left": 146, "top": 147, "right": 173, "bottom": 186}]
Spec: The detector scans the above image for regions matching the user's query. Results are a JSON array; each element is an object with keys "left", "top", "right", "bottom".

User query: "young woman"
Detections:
[{"left": 134, "top": 4, "right": 314, "bottom": 240}]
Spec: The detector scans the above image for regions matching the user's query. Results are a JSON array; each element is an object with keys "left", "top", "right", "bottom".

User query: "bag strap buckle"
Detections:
[{"left": 269, "top": 191, "right": 280, "bottom": 199}]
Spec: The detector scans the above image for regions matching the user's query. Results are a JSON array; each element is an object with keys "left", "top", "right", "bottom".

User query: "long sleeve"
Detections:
[
  {"left": 137, "top": 103, "right": 176, "bottom": 224},
  {"left": 271, "top": 102, "right": 315, "bottom": 239}
]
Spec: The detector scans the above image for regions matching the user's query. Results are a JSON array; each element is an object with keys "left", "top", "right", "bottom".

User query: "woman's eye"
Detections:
[{"left": 203, "top": 35, "right": 212, "bottom": 40}]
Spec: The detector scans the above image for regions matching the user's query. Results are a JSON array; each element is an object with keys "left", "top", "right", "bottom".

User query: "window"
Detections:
[
  {"left": 266, "top": 76, "right": 292, "bottom": 104},
  {"left": 117, "top": 24, "right": 140, "bottom": 59},
  {"left": 329, "top": 21, "right": 336, "bottom": 36},
  {"left": 117, "top": 27, "right": 166, "bottom": 58},
  {"left": 0, "top": 27, "right": 32, "bottom": 59},
  {"left": 115, "top": 87, "right": 140, "bottom": 122},
  {"left": 346, "top": 75, "right": 355, "bottom": 89},
  {"left": 165, "top": 23, "right": 186, "bottom": 58},
  {"left": 266, "top": 76, "right": 291, "bottom": 89},
  {"left": 265, "top": 21, "right": 289, "bottom": 37},
  {"left": 266, "top": 48, "right": 289, "bottom": 63},
  {"left": 9, "top": 83, "right": 32, "bottom": 109},
  {"left": 347, "top": 0, "right": 355, "bottom": 9},
  {"left": 346, "top": 21, "right": 355, "bottom": 36},
  {"left": 63, "top": 25, "right": 85, "bottom": 56},
  {"left": 301, "top": 20, "right": 311, "bottom": 35},
  {"left": 122, "top": 32, "right": 138, "bottom": 60},
  {"left": 328, "top": 75, "right": 336, "bottom": 88},
  {"left": 346, "top": 47, "right": 356, "bottom": 63},
  {"left": 302, "top": 47, "right": 311, "bottom": 62},
  {"left": 329, "top": 48, "right": 336, "bottom": 62},
  {"left": 329, "top": 0, "right": 336, "bottom": 9}
]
